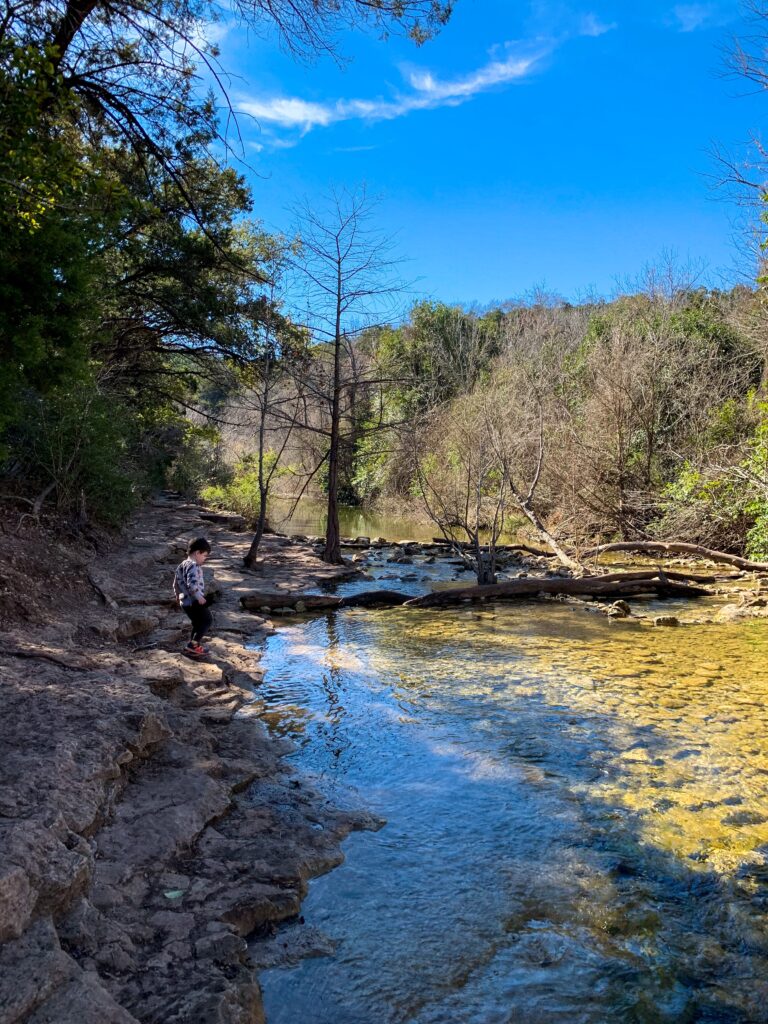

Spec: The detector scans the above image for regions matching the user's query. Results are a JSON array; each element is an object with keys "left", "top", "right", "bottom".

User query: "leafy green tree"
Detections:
[
  {"left": 0, "top": 45, "right": 104, "bottom": 438},
  {"left": 0, "top": 0, "right": 454, "bottom": 524},
  {"left": 378, "top": 300, "right": 501, "bottom": 416},
  {"left": 0, "top": 0, "right": 452, "bottom": 225}
]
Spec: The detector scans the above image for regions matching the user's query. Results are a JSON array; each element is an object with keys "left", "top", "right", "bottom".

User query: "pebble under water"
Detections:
[{"left": 251, "top": 555, "right": 768, "bottom": 1023}]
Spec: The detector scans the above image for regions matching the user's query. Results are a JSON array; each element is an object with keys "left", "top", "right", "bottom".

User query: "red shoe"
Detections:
[{"left": 182, "top": 643, "right": 207, "bottom": 659}]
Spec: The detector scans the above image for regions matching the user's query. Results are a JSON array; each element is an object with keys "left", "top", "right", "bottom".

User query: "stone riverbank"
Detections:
[{"left": 0, "top": 495, "right": 378, "bottom": 1024}]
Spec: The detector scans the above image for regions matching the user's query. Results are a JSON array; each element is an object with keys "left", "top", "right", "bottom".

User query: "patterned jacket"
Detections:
[{"left": 173, "top": 558, "right": 205, "bottom": 607}]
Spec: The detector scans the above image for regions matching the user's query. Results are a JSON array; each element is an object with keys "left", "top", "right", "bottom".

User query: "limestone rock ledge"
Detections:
[{"left": 1, "top": 497, "right": 375, "bottom": 1024}]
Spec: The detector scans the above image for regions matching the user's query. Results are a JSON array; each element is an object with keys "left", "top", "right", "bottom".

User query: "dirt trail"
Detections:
[{"left": 0, "top": 495, "right": 375, "bottom": 1024}]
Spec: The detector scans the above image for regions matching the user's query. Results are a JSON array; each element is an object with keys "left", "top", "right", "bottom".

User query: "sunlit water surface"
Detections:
[{"left": 252, "top": 547, "right": 768, "bottom": 1024}]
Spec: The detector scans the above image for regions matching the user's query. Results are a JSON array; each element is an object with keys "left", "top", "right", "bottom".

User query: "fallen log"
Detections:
[
  {"left": 241, "top": 592, "right": 343, "bottom": 611},
  {"left": 580, "top": 540, "right": 768, "bottom": 573},
  {"left": 0, "top": 647, "right": 98, "bottom": 671},
  {"left": 506, "top": 544, "right": 558, "bottom": 558},
  {"left": 341, "top": 590, "right": 410, "bottom": 608},
  {"left": 240, "top": 589, "right": 410, "bottom": 612},
  {"left": 404, "top": 573, "right": 711, "bottom": 609}
]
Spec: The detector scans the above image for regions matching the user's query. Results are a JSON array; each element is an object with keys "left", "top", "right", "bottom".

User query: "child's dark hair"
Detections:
[{"left": 187, "top": 537, "right": 211, "bottom": 555}]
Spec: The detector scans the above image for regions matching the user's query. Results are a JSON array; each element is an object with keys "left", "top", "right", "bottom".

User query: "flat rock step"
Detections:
[{"left": 198, "top": 512, "right": 247, "bottom": 531}]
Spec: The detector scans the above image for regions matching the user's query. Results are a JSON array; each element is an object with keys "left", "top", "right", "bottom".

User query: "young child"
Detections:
[{"left": 173, "top": 537, "right": 212, "bottom": 657}]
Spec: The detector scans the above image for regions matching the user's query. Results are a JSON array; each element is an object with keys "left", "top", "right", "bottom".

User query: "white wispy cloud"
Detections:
[
  {"left": 243, "top": 96, "right": 338, "bottom": 130},
  {"left": 240, "top": 16, "right": 615, "bottom": 145},
  {"left": 239, "top": 46, "right": 544, "bottom": 135},
  {"left": 578, "top": 13, "right": 617, "bottom": 37},
  {"left": 401, "top": 49, "right": 545, "bottom": 102},
  {"left": 333, "top": 144, "right": 379, "bottom": 153},
  {"left": 671, "top": 3, "right": 716, "bottom": 32},
  {"left": 528, "top": 2, "right": 617, "bottom": 39}
]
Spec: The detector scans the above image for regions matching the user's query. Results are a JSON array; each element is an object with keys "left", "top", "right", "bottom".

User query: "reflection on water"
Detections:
[
  {"left": 255, "top": 571, "right": 768, "bottom": 1023},
  {"left": 268, "top": 497, "right": 439, "bottom": 543},
  {"left": 268, "top": 497, "right": 523, "bottom": 546}
]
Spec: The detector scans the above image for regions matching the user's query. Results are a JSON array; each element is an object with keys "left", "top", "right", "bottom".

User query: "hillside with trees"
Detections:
[
  {"left": 3, "top": 0, "right": 768, "bottom": 577},
  {"left": 200, "top": 276, "right": 768, "bottom": 567}
]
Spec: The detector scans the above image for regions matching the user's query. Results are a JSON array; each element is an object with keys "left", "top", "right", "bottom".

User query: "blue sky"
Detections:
[{"left": 210, "top": 0, "right": 764, "bottom": 305}]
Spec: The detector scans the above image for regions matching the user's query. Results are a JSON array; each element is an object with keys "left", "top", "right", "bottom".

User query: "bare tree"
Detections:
[
  {"left": 289, "top": 186, "right": 404, "bottom": 564},
  {"left": 411, "top": 297, "right": 586, "bottom": 574},
  {"left": 547, "top": 264, "right": 755, "bottom": 543},
  {"left": 412, "top": 395, "right": 508, "bottom": 585},
  {"left": 482, "top": 358, "right": 583, "bottom": 571},
  {"left": 238, "top": 245, "right": 309, "bottom": 566},
  {"left": 711, "top": 1, "right": 768, "bottom": 272}
]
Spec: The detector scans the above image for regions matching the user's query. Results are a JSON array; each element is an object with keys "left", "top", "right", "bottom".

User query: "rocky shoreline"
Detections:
[
  {"left": 4, "top": 495, "right": 767, "bottom": 1023},
  {"left": 0, "top": 495, "right": 379, "bottom": 1024}
]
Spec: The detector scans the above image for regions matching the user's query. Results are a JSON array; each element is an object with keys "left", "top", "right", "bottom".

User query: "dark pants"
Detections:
[{"left": 183, "top": 602, "right": 212, "bottom": 642}]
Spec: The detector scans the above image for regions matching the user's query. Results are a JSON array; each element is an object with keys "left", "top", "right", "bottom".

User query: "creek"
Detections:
[{"left": 253, "top": 507, "right": 768, "bottom": 1023}]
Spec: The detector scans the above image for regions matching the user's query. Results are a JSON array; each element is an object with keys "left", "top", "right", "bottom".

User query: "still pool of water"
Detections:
[
  {"left": 267, "top": 497, "right": 439, "bottom": 544},
  {"left": 253, "top": 557, "right": 768, "bottom": 1023}
]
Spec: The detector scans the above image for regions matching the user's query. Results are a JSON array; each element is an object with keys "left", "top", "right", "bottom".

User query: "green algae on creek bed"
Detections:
[{"left": 255, "top": 602, "right": 768, "bottom": 1023}]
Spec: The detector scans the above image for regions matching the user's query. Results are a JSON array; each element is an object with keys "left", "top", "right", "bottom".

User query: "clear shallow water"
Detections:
[{"left": 254, "top": 554, "right": 768, "bottom": 1024}]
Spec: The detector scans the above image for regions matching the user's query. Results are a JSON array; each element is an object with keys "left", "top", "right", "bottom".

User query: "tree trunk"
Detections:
[
  {"left": 241, "top": 589, "right": 409, "bottom": 612},
  {"left": 323, "top": 267, "right": 344, "bottom": 565},
  {"left": 581, "top": 540, "right": 768, "bottom": 573},
  {"left": 240, "top": 572, "right": 716, "bottom": 615},
  {"left": 243, "top": 491, "right": 269, "bottom": 568},
  {"left": 474, "top": 545, "right": 496, "bottom": 585},
  {"left": 324, "top": 452, "right": 342, "bottom": 564},
  {"left": 343, "top": 589, "right": 410, "bottom": 608}
]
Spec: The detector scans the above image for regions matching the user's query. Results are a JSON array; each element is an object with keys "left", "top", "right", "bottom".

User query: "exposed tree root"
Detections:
[{"left": 0, "top": 646, "right": 97, "bottom": 671}]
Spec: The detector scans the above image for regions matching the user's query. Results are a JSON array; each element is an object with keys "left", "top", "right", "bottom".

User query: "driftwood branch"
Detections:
[
  {"left": 581, "top": 540, "right": 768, "bottom": 572},
  {"left": 87, "top": 573, "right": 120, "bottom": 611},
  {"left": 0, "top": 495, "right": 35, "bottom": 506},
  {"left": 431, "top": 539, "right": 558, "bottom": 558}
]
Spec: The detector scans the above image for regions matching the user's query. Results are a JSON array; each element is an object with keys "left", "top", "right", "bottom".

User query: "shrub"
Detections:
[
  {"left": 9, "top": 379, "right": 146, "bottom": 525},
  {"left": 200, "top": 452, "right": 290, "bottom": 524},
  {"left": 165, "top": 421, "right": 222, "bottom": 496}
]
